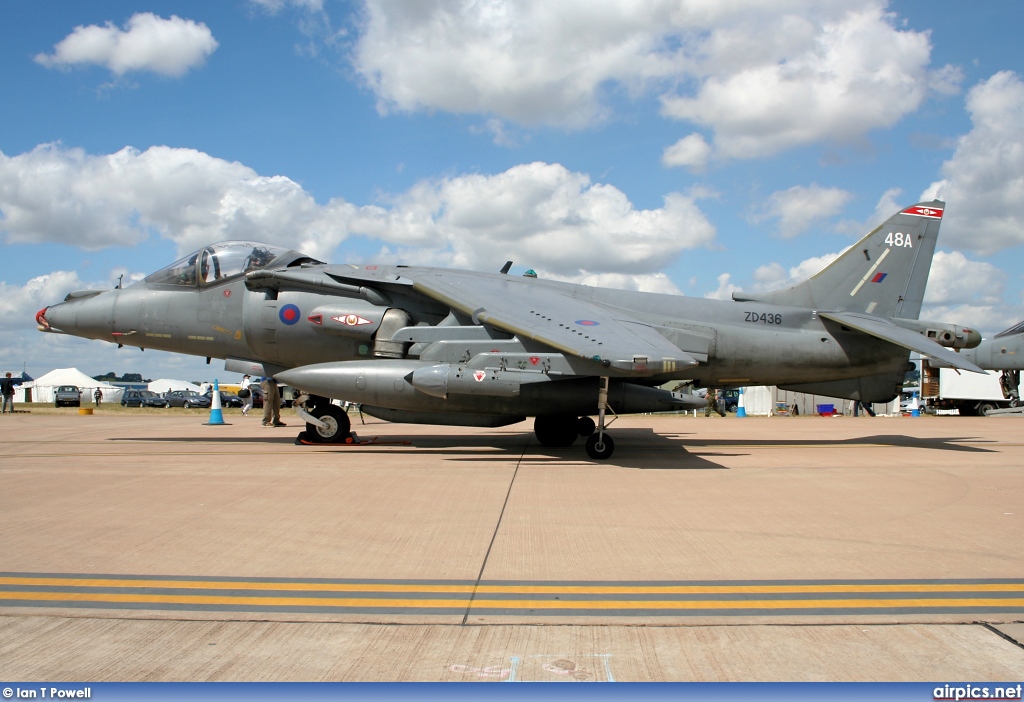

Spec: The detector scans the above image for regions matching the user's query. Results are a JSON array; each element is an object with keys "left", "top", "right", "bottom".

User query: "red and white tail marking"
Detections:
[{"left": 901, "top": 206, "right": 943, "bottom": 219}]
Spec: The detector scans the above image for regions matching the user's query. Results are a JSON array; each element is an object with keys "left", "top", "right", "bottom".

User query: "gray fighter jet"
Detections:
[
  {"left": 955, "top": 320, "right": 1024, "bottom": 372},
  {"left": 930, "top": 319, "right": 1023, "bottom": 405},
  {"left": 38, "top": 199, "right": 983, "bottom": 459}
]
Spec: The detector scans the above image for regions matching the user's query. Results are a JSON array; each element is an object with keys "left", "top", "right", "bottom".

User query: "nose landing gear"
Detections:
[
  {"left": 585, "top": 432, "right": 614, "bottom": 460},
  {"left": 296, "top": 395, "right": 352, "bottom": 443},
  {"left": 585, "top": 376, "right": 616, "bottom": 460}
]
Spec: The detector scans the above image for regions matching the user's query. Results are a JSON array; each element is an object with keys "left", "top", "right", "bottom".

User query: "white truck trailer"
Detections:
[{"left": 921, "top": 360, "right": 1019, "bottom": 416}]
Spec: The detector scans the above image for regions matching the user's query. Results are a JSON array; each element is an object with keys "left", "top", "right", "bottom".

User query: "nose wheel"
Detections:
[
  {"left": 299, "top": 399, "right": 352, "bottom": 443},
  {"left": 585, "top": 432, "right": 614, "bottom": 460},
  {"left": 585, "top": 376, "right": 616, "bottom": 460}
]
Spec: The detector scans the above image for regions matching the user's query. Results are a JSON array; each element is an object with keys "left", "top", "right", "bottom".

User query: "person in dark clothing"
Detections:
[{"left": 1, "top": 372, "right": 17, "bottom": 413}]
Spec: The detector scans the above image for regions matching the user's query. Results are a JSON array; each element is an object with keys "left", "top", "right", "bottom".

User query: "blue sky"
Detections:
[{"left": 2, "top": 0, "right": 1023, "bottom": 381}]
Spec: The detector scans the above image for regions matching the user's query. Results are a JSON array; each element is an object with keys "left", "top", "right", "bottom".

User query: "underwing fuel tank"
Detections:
[
  {"left": 276, "top": 360, "right": 708, "bottom": 419},
  {"left": 410, "top": 362, "right": 546, "bottom": 398}
]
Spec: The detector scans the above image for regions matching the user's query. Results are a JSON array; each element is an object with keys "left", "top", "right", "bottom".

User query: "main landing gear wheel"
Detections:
[
  {"left": 534, "top": 414, "right": 579, "bottom": 447},
  {"left": 305, "top": 403, "right": 351, "bottom": 443},
  {"left": 585, "top": 433, "right": 614, "bottom": 460}
]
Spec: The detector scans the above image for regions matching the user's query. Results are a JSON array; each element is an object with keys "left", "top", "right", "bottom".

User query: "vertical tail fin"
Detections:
[{"left": 733, "top": 200, "right": 944, "bottom": 319}]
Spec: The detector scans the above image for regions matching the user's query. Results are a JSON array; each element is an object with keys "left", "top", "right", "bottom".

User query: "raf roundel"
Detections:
[
  {"left": 279, "top": 304, "right": 301, "bottom": 325},
  {"left": 575, "top": 319, "right": 600, "bottom": 327}
]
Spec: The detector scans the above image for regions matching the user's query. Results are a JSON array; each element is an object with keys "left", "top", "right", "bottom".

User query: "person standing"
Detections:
[
  {"left": 1, "top": 372, "right": 16, "bottom": 413},
  {"left": 260, "top": 376, "right": 286, "bottom": 427},
  {"left": 93, "top": 387, "right": 103, "bottom": 407},
  {"left": 240, "top": 375, "right": 253, "bottom": 417}
]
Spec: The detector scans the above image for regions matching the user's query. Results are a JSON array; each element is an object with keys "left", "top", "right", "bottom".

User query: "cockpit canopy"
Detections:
[{"left": 145, "top": 242, "right": 298, "bottom": 287}]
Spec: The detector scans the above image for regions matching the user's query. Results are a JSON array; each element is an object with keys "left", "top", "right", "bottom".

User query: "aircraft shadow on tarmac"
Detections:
[{"left": 108, "top": 426, "right": 994, "bottom": 471}]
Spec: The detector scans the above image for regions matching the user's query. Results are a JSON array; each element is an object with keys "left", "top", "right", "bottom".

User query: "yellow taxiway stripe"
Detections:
[
  {"left": 3, "top": 576, "right": 1024, "bottom": 595},
  {"left": 3, "top": 591, "right": 1024, "bottom": 610}
]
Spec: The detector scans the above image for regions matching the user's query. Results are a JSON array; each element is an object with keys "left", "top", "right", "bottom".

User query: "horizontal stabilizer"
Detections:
[{"left": 818, "top": 311, "right": 984, "bottom": 374}]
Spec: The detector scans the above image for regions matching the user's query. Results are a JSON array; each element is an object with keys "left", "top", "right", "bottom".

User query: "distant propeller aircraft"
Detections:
[{"left": 38, "top": 200, "right": 983, "bottom": 459}]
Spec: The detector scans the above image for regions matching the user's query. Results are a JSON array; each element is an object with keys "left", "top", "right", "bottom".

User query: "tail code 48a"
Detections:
[{"left": 885, "top": 232, "right": 913, "bottom": 247}]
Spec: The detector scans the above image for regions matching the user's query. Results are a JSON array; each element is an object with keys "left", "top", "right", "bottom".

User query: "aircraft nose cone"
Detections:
[
  {"left": 40, "top": 301, "right": 75, "bottom": 332},
  {"left": 40, "top": 292, "right": 116, "bottom": 340}
]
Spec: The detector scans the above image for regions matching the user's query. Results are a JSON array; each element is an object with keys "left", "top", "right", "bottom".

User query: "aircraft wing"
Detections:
[
  {"left": 819, "top": 311, "right": 985, "bottom": 374},
  {"left": 405, "top": 272, "right": 699, "bottom": 376},
  {"left": 994, "top": 319, "right": 1024, "bottom": 339}
]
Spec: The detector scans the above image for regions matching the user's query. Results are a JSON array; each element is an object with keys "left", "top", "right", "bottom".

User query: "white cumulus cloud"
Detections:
[
  {"left": 361, "top": 163, "right": 716, "bottom": 275},
  {"left": 922, "top": 71, "right": 1024, "bottom": 255},
  {"left": 923, "top": 251, "right": 1005, "bottom": 307},
  {"left": 756, "top": 184, "right": 853, "bottom": 238},
  {"left": 0, "top": 271, "right": 87, "bottom": 331},
  {"left": 349, "top": 1, "right": 955, "bottom": 159},
  {"left": 0, "top": 144, "right": 715, "bottom": 279},
  {"left": 661, "top": 4, "right": 957, "bottom": 159},
  {"left": 833, "top": 187, "right": 904, "bottom": 236},
  {"left": 704, "top": 272, "right": 742, "bottom": 300},
  {"left": 249, "top": 0, "right": 324, "bottom": 13},
  {"left": 35, "top": 13, "right": 218, "bottom": 77},
  {"left": 751, "top": 252, "right": 844, "bottom": 292},
  {"left": 353, "top": 0, "right": 688, "bottom": 128},
  {"left": 0, "top": 143, "right": 353, "bottom": 257},
  {"left": 662, "top": 133, "right": 711, "bottom": 171}
]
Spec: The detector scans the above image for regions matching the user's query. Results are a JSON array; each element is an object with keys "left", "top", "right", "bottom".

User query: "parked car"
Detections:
[
  {"left": 246, "top": 385, "right": 265, "bottom": 409},
  {"left": 203, "top": 390, "right": 244, "bottom": 408},
  {"left": 720, "top": 389, "right": 740, "bottom": 413},
  {"left": 54, "top": 385, "right": 81, "bottom": 407},
  {"left": 164, "top": 390, "right": 211, "bottom": 409},
  {"left": 121, "top": 390, "right": 170, "bottom": 408}
]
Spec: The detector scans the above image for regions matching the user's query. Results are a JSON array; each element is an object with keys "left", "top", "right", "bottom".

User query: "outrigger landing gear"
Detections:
[{"left": 585, "top": 376, "right": 616, "bottom": 460}]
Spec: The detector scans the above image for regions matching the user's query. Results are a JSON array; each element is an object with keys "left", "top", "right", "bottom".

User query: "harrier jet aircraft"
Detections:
[
  {"left": 954, "top": 320, "right": 1024, "bottom": 372},
  {"left": 38, "top": 199, "right": 983, "bottom": 459},
  {"left": 929, "top": 319, "right": 1023, "bottom": 405}
]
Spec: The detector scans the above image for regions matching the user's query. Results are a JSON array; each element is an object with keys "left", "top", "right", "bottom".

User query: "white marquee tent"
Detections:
[
  {"left": 148, "top": 379, "right": 201, "bottom": 395},
  {"left": 21, "top": 368, "right": 123, "bottom": 404}
]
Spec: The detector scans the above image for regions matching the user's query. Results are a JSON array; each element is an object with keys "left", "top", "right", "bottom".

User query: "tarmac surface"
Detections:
[{"left": 1, "top": 409, "right": 1023, "bottom": 681}]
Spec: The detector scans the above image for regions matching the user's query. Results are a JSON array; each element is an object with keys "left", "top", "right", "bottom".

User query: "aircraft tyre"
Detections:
[
  {"left": 585, "top": 433, "right": 614, "bottom": 460},
  {"left": 306, "top": 403, "right": 351, "bottom": 443},
  {"left": 534, "top": 414, "right": 579, "bottom": 447},
  {"left": 978, "top": 402, "right": 996, "bottom": 417},
  {"left": 577, "top": 416, "right": 596, "bottom": 437}
]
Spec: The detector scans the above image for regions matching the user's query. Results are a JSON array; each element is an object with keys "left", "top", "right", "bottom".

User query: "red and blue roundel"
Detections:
[
  {"left": 575, "top": 319, "right": 600, "bottom": 326},
  {"left": 279, "top": 304, "right": 301, "bottom": 325}
]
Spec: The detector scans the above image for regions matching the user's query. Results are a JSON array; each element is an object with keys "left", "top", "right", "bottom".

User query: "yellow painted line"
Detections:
[
  {"left": 3, "top": 592, "right": 1024, "bottom": 610},
  {"left": 2, "top": 577, "right": 1023, "bottom": 595}
]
